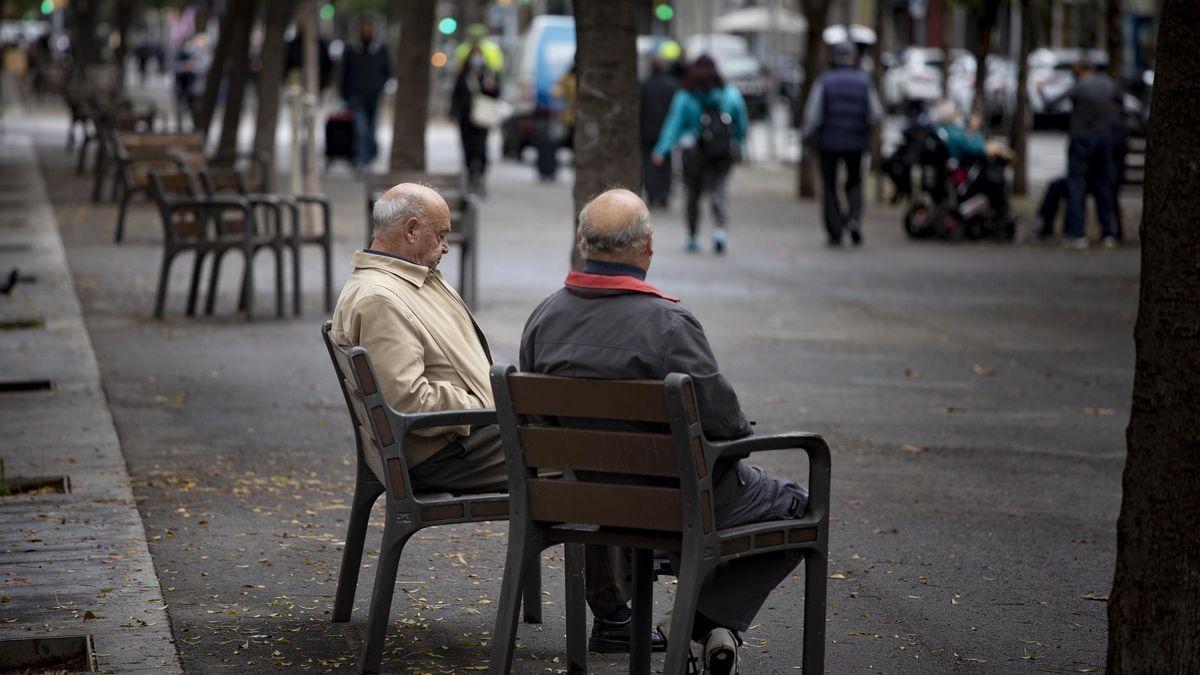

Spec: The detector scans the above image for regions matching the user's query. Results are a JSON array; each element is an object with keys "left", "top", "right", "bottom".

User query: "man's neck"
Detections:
[{"left": 583, "top": 258, "right": 648, "bottom": 281}]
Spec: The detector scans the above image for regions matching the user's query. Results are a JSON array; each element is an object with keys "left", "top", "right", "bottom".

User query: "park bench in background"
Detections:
[
  {"left": 321, "top": 323, "right": 543, "bottom": 674},
  {"left": 111, "top": 131, "right": 206, "bottom": 243},
  {"left": 147, "top": 170, "right": 283, "bottom": 319},
  {"left": 365, "top": 172, "right": 479, "bottom": 308},
  {"left": 487, "top": 365, "right": 831, "bottom": 675}
]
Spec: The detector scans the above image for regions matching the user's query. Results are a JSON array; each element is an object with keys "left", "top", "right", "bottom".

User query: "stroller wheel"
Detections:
[
  {"left": 937, "top": 210, "right": 963, "bottom": 240},
  {"left": 904, "top": 203, "right": 936, "bottom": 239}
]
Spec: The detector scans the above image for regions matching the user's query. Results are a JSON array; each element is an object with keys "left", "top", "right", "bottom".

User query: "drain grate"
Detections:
[
  {"left": 0, "top": 379, "right": 52, "bottom": 393},
  {"left": 0, "top": 244, "right": 32, "bottom": 253},
  {"left": 1, "top": 475, "right": 71, "bottom": 496},
  {"left": 0, "top": 318, "right": 44, "bottom": 331},
  {"left": 0, "top": 635, "right": 96, "bottom": 672}
]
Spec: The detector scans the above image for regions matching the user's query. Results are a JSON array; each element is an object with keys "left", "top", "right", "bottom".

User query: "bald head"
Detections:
[
  {"left": 577, "top": 189, "right": 653, "bottom": 268},
  {"left": 371, "top": 183, "right": 452, "bottom": 270}
]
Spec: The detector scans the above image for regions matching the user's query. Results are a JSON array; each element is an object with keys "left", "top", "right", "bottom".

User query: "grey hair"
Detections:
[
  {"left": 577, "top": 199, "right": 651, "bottom": 258},
  {"left": 372, "top": 188, "right": 429, "bottom": 239}
]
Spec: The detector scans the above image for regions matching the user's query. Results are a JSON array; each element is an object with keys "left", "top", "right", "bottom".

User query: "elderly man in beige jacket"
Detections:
[{"left": 330, "top": 183, "right": 504, "bottom": 493}]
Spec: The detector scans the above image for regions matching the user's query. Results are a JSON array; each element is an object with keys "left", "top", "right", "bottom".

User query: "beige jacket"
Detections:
[{"left": 330, "top": 251, "right": 493, "bottom": 470}]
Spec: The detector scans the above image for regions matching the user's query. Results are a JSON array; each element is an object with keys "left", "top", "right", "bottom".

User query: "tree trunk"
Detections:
[
  {"left": 300, "top": 0, "right": 320, "bottom": 198},
  {"left": 1009, "top": 0, "right": 1034, "bottom": 196},
  {"left": 797, "top": 0, "right": 830, "bottom": 199},
  {"left": 390, "top": 0, "right": 436, "bottom": 172},
  {"left": 1107, "top": 1, "right": 1200, "bottom": 671},
  {"left": 253, "top": 0, "right": 295, "bottom": 168},
  {"left": 869, "top": 0, "right": 887, "bottom": 196},
  {"left": 69, "top": 0, "right": 100, "bottom": 76},
  {"left": 1106, "top": 0, "right": 1123, "bottom": 85},
  {"left": 195, "top": 2, "right": 239, "bottom": 138},
  {"left": 972, "top": 0, "right": 1000, "bottom": 121},
  {"left": 571, "top": 0, "right": 640, "bottom": 270},
  {"left": 114, "top": 0, "right": 137, "bottom": 91},
  {"left": 216, "top": 0, "right": 259, "bottom": 157}
]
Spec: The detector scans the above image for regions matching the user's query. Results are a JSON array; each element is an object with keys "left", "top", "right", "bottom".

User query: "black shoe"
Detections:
[
  {"left": 847, "top": 220, "right": 862, "bottom": 245},
  {"left": 588, "top": 615, "right": 668, "bottom": 653}
]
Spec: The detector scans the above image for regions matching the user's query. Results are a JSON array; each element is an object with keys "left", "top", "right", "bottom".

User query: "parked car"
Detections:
[
  {"left": 500, "top": 15, "right": 576, "bottom": 160},
  {"left": 1026, "top": 47, "right": 1146, "bottom": 133},
  {"left": 883, "top": 47, "right": 967, "bottom": 112},
  {"left": 947, "top": 54, "right": 1017, "bottom": 127}
]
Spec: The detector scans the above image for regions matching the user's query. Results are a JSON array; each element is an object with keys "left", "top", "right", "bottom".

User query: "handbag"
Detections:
[{"left": 467, "top": 75, "right": 502, "bottom": 128}]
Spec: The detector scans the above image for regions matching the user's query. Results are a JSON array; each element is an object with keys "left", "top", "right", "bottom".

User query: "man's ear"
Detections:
[
  {"left": 404, "top": 217, "right": 421, "bottom": 242},
  {"left": 575, "top": 228, "right": 582, "bottom": 243},
  {"left": 646, "top": 228, "right": 655, "bottom": 258}
]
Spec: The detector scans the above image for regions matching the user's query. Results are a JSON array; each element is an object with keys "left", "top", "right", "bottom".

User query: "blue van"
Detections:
[{"left": 500, "top": 15, "right": 576, "bottom": 159}]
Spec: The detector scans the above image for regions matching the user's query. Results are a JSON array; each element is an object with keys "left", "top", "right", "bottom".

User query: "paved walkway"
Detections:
[{"left": 0, "top": 134, "right": 179, "bottom": 673}]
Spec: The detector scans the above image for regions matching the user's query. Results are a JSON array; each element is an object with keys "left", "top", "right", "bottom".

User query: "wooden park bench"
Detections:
[
  {"left": 486, "top": 365, "right": 832, "bottom": 675},
  {"left": 320, "top": 322, "right": 543, "bottom": 674},
  {"left": 111, "top": 131, "right": 206, "bottom": 243},
  {"left": 365, "top": 172, "right": 479, "bottom": 308}
]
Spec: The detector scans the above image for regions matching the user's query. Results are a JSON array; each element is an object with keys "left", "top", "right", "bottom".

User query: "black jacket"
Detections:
[{"left": 640, "top": 71, "right": 679, "bottom": 150}]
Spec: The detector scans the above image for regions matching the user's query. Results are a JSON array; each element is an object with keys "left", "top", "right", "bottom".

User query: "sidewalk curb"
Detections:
[{"left": 0, "top": 134, "right": 181, "bottom": 673}]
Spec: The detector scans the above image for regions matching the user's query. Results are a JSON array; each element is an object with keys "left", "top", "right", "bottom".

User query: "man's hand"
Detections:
[{"left": 651, "top": 154, "right": 665, "bottom": 166}]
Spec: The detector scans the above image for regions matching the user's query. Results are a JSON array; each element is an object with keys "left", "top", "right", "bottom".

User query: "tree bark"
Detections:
[
  {"left": 1009, "top": 0, "right": 1034, "bottom": 196},
  {"left": 195, "top": 1, "right": 239, "bottom": 138},
  {"left": 972, "top": 0, "right": 1000, "bottom": 121},
  {"left": 869, "top": 0, "right": 887, "bottom": 190},
  {"left": 571, "top": 0, "right": 640, "bottom": 270},
  {"left": 389, "top": 0, "right": 436, "bottom": 172},
  {"left": 1105, "top": 0, "right": 1123, "bottom": 85},
  {"left": 797, "top": 0, "right": 830, "bottom": 199},
  {"left": 114, "top": 0, "right": 137, "bottom": 91},
  {"left": 216, "top": 0, "right": 259, "bottom": 157},
  {"left": 1107, "top": 1, "right": 1200, "bottom": 671},
  {"left": 253, "top": 0, "right": 296, "bottom": 166},
  {"left": 68, "top": 0, "right": 101, "bottom": 76}
]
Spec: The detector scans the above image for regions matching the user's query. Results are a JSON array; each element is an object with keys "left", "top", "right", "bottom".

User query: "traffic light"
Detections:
[
  {"left": 654, "top": 2, "right": 674, "bottom": 22},
  {"left": 438, "top": 17, "right": 458, "bottom": 36}
]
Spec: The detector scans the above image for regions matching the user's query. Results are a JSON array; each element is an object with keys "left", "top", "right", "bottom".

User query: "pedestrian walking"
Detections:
[
  {"left": 802, "top": 42, "right": 883, "bottom": 247},
  {"left": 652, "top": 55, "right": 748, "bottom": 254},
  {"left": 1038, "top": 58, "right": 1121, "bottom": 249},
  {"left": 450, "top": 47, "right": 501, "bottom": 196},
  {"left": 640, "top": 56, "right": 680, "bottom": 210},
  {"left": 340, "top": 18, "right": 391, "bottom": 171}
]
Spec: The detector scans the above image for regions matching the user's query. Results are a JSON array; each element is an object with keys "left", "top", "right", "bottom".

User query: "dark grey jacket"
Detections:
[{"left": 519, "top": 282, "right": 752, "bottom": 441}]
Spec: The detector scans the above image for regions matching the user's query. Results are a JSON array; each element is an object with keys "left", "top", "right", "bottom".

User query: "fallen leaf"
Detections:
[
  {"left": 972, "top": 364, "right": 999, "bottom": 377},
  {"left": 901, "top": 443, "right": 924, "bottom": 454},
  {"left": 1083, "top": 407, "right": 1116, "bottom": 416},
  {"left": 1081, "top": 592, "right": 1108, "bottom": 602},
  {"left": 903, "top": 368, "right": 922, "bottom": 379},
  {"left": 83, "top": 610, "right": 98, "bottom": 620}
]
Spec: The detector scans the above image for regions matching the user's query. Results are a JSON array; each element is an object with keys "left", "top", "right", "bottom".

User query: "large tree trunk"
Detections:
[
  {"left": 571, "top": 0, "right": 640, "bottom": 270},
  {"left": 1105, "top": 0, "right": 1123, "bottom": 85},
  {"left": 1009, "top": 0, "right": 1034, "bottom": 196},
  {"left": 195, "top": 2, "right": 239, "bottom": 138},
  {"left": 68, "top": 0, "right": 101, "bottom": 76},
  {"left": 390, "top": 1, "right": 436, "bottom": 172},
  {"left": 972, "top": 0, "right": 1000, "bottom": 121},
  {"left": 114, "top": 0, "right": 137, "bottom": 91},
  {"left": 216, "top": 0, "right": 259, "bottom": 157},
  {"left": 869, "top": 0, "right": 887, "bottom": 197},
  {"left": 1107, "top": 1, "right": 1200, "bottom": 671},
  {"left": 253, "top": 0, "right": 295, "bottom": 168},
  {"left": 796, "top": 0, "right": 830, "bottom": 199}
]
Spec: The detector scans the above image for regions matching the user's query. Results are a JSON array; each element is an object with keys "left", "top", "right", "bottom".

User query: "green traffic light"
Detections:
[
  {"left": 438, "top": 17, "right": 458, "bottom": 35},
  {"left": 40, "top": 0, "right": 53, "bottom": 15},
  {"left": 654, "top": 3, "right": 674, "bottom": 21},
  {"left": 319, "top": 4, "right": 334, "bottom": 20}
]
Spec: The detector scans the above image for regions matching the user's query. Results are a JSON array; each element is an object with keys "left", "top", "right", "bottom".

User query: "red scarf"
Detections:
[{"left": 564, "top": 270, "right": 680, "bottom": 303}]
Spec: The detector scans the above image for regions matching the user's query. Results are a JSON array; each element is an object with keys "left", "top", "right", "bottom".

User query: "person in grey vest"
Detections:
[
  {"left": 341, "top": 18, "right": 391, "bottom": 169},
  {"left": 802, "top": 42, "right": 883, "bottom": 246},
  {"left": 520, "top": 189, "right": 811, "bottom": 673},
  {"left": 1039, "top": 58, "right": 1121, "bottom": 249}
]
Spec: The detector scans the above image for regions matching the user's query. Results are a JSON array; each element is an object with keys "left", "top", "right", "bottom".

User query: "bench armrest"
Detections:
[
  {"left": 402, "top": 408, "right": 498, "bottom": 434},
  {"left": 709, "top": 432, "right": 831, "bottom": 520}
]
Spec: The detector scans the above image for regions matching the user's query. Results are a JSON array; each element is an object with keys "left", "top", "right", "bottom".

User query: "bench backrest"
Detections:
[
  {"left": 115, "top": 132, "right": 205, "bottom": 163},
  {"left": 321, "top": 321, "right": 411, "bottom": 502},
  {"left": 491, "top": 366, "right": 715, "bottom": 536}
]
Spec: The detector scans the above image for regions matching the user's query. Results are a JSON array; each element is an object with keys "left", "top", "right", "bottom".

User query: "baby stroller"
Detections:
[{"left": 886, "top": 119, "right": 1017, "bottom": 241}]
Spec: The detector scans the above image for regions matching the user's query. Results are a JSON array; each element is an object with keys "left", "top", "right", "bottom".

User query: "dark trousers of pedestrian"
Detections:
[
  {"left": 534, "top": 118, "right": 560, "bottom": 181},
  {"left": 682, "top": 148, "right": 731, "bottom": 239},
  {"left": 407, "top": 424, "right": 628, "bottom": 617},
  {"left": 1037, "top": 177, "right": 1069, "bottom": 235},
  {"left": 459, "top": 120, "right": 489, "bottom": 189},
  {"left": 1064, "top": 136, "right": 1115, "bottom": 240},
  {"left": 350, "top": 95, "right": 380, "bottom": 169},
  {"left": 819, "top": 149, "right": 864, "bottom": 244},
  {"left": 642, "top": 145, "right": 673, "bottom": 209}
]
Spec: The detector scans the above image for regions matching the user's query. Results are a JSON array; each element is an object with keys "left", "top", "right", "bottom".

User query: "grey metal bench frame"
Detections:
[
  {"left": 365, "top": 171, "right": 478, "bottom": 308},
  {"left": 321, "top": 322, "right": 542, "bottom": 674},
  {"left": 487, "top": 365, "right": 831, "bottom": 674}
]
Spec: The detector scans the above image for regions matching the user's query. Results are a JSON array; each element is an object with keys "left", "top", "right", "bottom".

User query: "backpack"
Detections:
[{"left": 697, "top": 94, "right": 734, "bottom": 163}]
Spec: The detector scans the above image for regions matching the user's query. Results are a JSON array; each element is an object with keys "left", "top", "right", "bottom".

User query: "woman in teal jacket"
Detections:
[{"left": 652, "top": 55, "right": 749, "bottom": 254}]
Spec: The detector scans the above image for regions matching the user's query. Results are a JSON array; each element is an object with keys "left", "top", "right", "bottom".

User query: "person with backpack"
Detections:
[
  {"left": 651, "top": 55, "right": 748, "bottom": 254},
  {"left": 802, "top": 42, "right": 883, "bottom": 246}
]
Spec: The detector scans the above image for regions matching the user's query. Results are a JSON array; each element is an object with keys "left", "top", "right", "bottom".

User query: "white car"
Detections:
[
  {"left": 947, "top": 54, "right": 1017, "bottom": 125},
  {"left": 883, "top": 47, "right": 968, "bottom": 111},
  {"left": 1026, "top": 48, "right": 1105, "bottom": 127}
]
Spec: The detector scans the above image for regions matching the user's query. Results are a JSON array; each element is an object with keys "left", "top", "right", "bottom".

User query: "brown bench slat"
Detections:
[
  {"left": 507, "top": 374, "right": 670, "bottom": 423},
  {"left": 527, "top": 479, "right": 682, "bottom": 531},
  {"left": 518, "top": 426, "right": 678, "bottom": 477}
]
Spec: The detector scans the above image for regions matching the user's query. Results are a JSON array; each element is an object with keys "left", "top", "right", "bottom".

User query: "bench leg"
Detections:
[
  {"left": 522, "top": 555, "right": 542, "bottom": 624},
  {"left": 360, "top": 521, "right": 414, "bottom": 674},
  {"left": 565, "top": 543, "right": 587, "bottom": 674},
  {"left": 332, "top": 465, "right": 383, "bottom": 623},
  {"left": 185, "top": 251, "right": 207, "bottom": 317},
  {"left": 274, "top": 245, "right": 285, "bottom": 319},
  {"left": 802, "top": 548, "right": 828, "bottom": 674},
  {"left": 153, "top": 250, "right": 175, "bottom": 320},
  {"left": 291, "top": 241, "right": 303, "bottom": 316},
  {"left": 630, "top": 548, "right": 654, "bottom": 675},
  {"left": 487, "top": 520, "right": 545, "bottom": 675},
  {"left": 239, "top": 246, "right": 255, "bottom": 320},
  {"left": 204, "top": 249, "right": 227, "bottom": 316},
  {"left": 115, "top": 186, "right": 135, "bottom": 243},
  {"left": 664, "top": 555, "right": 709, "bottom": 675}
]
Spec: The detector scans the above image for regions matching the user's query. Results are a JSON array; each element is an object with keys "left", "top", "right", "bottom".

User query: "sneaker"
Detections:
[
  {"left": 686, "top": 236, "right": 700, "bottom": 252},
  {"left": 703, "top": 627, "right": 739, "bottom": 675},
  {"left": 588, "top": 610, "right": 667, "bottom": 653},
  {"left": 1102, "top": 235, "right": 1118, "bottom": 249},
  {"left": 1062, "top": 236, "right": 1089, "bottom": 250},
  {"left": 713, "top": 228, "right": 727, "bottom": 254}
]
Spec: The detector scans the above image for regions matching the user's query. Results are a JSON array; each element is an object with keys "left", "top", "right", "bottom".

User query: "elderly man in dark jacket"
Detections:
[{"left": 520, "top": 188, "right": 810, "bottom": 674}]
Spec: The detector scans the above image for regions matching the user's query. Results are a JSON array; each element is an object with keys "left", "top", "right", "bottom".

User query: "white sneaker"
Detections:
[
  {"left": 703, "top": 627, "right": 739, "bottom": 675},
  {"left": 1102, "top": 235, "right": 1118, "bottom": 249},
  {"left": 1062, "top": 237, "right": 1089, "bottom": 250}
]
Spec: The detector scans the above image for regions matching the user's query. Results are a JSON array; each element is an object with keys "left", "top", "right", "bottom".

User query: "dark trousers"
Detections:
[
  {"left": 1064, "top": 136, "right": 1114, "bottom": 239},
  {"left": 408, "top": 425, "right": 628, "bottom": 616},
  {"left": 459, "top": 121, "right": 490, "bottom": 182},
  {"left": 642, "top": 146, "right": 673, "bottom": 208},
  {"left": 819, "top": 149, "right": 864, "bottom": 242},
  {"left": 682, "top": 149, "right": 732, "bottom": 238},
  {"left": 350, "top": 95, "right": 380, "bottom": 168}
]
